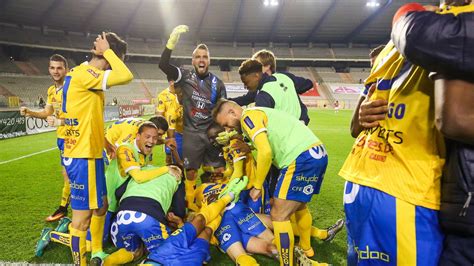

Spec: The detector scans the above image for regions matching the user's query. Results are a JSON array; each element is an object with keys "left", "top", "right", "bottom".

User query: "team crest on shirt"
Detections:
[
  {"left": 87, "top": 69, "right": 100, "bottom": 78},
  {"left": 243, "top": 116, "right": 254, "bottom": 129}
]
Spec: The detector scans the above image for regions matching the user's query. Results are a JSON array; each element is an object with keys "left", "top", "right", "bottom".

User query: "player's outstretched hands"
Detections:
[
  {"left": 216, "top": 129, "right": 238, "bottom": 146},
  {"left": 91, "top": 32, "right": 110, "bottom": 56},
  {"left": 19, "top": 106, "right": 29, "bottom": 116},
  {"left": 359, "top": 83, "right": 388, "bottom": 128},
  {"left": 166, "top": 25, "right": 189, "bottom": 50}
]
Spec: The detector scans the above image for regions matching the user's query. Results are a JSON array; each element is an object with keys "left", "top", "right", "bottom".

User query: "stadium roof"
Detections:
[{"left": 0, "top": 0, "right": 438, "bottom": 44}]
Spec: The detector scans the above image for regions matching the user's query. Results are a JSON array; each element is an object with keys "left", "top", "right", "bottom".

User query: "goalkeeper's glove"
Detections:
[
  {"left": 216, "top": 130, "right": 238, "bottom": 146},
  {"left": 166, "top": 25, "right": 189, "bottom": 50}
]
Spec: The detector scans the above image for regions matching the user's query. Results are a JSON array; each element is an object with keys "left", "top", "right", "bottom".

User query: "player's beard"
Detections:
[
  {"left": 194, "top": 64, "right": 208, "bottom": 77},
  {"left": 230, "top": 118, "right": 242, "bottom": 133}
]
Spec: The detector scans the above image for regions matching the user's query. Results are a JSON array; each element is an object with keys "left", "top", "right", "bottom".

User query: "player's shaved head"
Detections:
[{"left": 212, "top": 99, "right": 242, "bottom": 132}]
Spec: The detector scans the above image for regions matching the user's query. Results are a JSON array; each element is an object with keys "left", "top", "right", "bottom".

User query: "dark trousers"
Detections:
[{"left": 439, "top": 233, "right": 474, "bottom": 266}]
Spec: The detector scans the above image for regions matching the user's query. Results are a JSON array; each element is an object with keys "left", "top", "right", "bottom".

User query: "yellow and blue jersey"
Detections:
[
  {"left": 62, "top": 62, "right": 108, "bottom": 158},
  {"left": 105, "top": 118, "right": 145, "bottom": 147},
  {"left": 62, "top": 49, "right": 133, "bottom": 159},
  {"left": 157, "top": 88, "right": 183, "bottom": 133},
  {"left": 46, "top": 84, "right": 66, "bottom": 139},
  {"left": 339, "top": 42, "right": 445, "bottom": 210}
]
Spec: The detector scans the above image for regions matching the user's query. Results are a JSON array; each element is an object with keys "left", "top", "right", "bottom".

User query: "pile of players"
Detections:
[{"left": 24, "top": 23, "right": 344, "bottom": 265}]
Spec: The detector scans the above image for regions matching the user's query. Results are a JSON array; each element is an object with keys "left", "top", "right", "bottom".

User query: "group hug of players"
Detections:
[
  {"left": 20, "top": 1, "right": 474, "bottom": 265},
  {"left": 22, "top": 22, "right": 344, "bottom": 266}
]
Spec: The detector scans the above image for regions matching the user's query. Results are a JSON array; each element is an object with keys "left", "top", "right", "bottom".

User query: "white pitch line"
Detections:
[{"left": 0, "top": 147, "right": 56, "bottom": 165}]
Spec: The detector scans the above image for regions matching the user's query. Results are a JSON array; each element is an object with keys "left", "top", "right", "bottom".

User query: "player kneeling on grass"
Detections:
[
  {"left": 34, "top": 121, "right": 180, "bottom": 256},
  {"left": 214, "top": 100, "right": 330, "bottom": 266},
  {"left": 140, "top": 176, "right": 248, "bottom": 266}
]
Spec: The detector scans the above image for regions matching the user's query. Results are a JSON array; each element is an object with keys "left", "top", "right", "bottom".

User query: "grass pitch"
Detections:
[{"left": 0, "top": 109, "right": 354, "bottom": 265}]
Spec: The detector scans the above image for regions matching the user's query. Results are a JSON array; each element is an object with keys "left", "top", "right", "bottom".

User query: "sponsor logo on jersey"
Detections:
[{"left": 243, "top": 116, "right": 254, "bottom": 129}]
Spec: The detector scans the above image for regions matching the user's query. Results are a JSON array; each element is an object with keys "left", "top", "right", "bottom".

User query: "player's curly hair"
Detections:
[{"left": 238, "top": 59, "right": 262, "bottom": 76}]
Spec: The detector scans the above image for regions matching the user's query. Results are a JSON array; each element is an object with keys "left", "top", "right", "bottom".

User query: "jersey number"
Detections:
[{"left": 61, "top": 76, "right": 72, "bottom": 113}]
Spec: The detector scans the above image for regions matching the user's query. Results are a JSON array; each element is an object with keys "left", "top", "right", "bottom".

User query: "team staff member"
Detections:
[
  {"left": 158, "top": 25, "right": 226, "bottom": 211},
  {"left": 20, "top": 54, "right": 71, "bottom": 222},
  {"left": 214, "top": 101, "right": 329, "bottom": 266},
  {"left": 61, "top": 32, "right": 133, "bottom": 265},
  {"left": 156, "top": 79, "right": 184, "bottom": 164}
]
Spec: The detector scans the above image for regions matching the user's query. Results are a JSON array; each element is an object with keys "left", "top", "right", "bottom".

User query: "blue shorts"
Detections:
[
  {"left": 63, "top": 157, "right": 106, "bottom": 210},
  {"left": 57, "top": 138, "right": 65, "bottom": 166},
  {"left": 215, "top": 202, "right": 267, "bottom": 252},
  {"left": 165, "top": 132, "right": 183, "bottom": 161},
  {"left": 274, "top": 145, "right": 328, "bottom": 202},
  {"left": 344, "top": 181, "right": 444, "bottom": 265},
  {"left": 110, "top": 211, "right": 169, "bottom": 253},
  {"left": 240, "top": 180, "right": 271, "bottom": 215},
  {"left": 149, "top": 223, "right": 211, "bottom": 265}
]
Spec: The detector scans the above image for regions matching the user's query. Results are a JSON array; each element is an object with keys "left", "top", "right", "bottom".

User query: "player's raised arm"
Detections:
[
  {"left": 92, "top": 32, "right": 133, "bottom": 87},
  {"left": 20, "top": 104, "right": 54, "bottom": 119},
  {"left": 158, "top": 25, "right": 189, "bottom": 82}
]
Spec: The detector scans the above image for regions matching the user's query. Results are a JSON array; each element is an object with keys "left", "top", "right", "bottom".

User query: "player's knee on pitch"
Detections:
[
  {"left": 270, "top": 199, "right": 302, "bottom": 221},
  {"left": 226, "top": 242, "right": 247, "bottom": 261}
]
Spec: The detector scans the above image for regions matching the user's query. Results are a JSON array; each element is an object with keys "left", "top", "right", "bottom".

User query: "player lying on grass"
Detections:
[
  {"left": 193, "top": 181, "right": 277, "bottom": 265},
  {"left": 109, "top": 176, "right": 249, "bottom": 265}
]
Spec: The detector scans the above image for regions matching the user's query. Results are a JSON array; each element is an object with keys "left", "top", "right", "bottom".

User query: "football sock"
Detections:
[
  {"left": 295, "top": 208, "right": 313, "bottom": 257},
  {"left": 90, "top": 214, "right": 106, "bottom": 254},
  {"left": 273, "top": 220, "right": 294, "bottom": 266},
  {"left": 60, "top": 178, "right": 71, "bottom": 208},
  {"left": 236, "top": 254, "right": 259, "bottom": 265},
  {"left": 104, "top": 248, "right": 134, "bottom": 266},
  {"left": 205, "top": 215, "right": 222, "bottom": 233},
  {"left": 50, "top": 231, "right": 71, "bottom": 247},
  {"left": 290, "top": 214, "right": 300, "bottom": 236},
  {"left": 69, "top": 227, "right": 87, "bottom": 265},
  {"left": 185, "top": 179, "right": 197, "bottom": 210},
  {"left": 198, "top": 194, "right": 232, "bottom": 223},
  {"left": 311, "top": 226, "right": 328, "bottom": 240}
]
